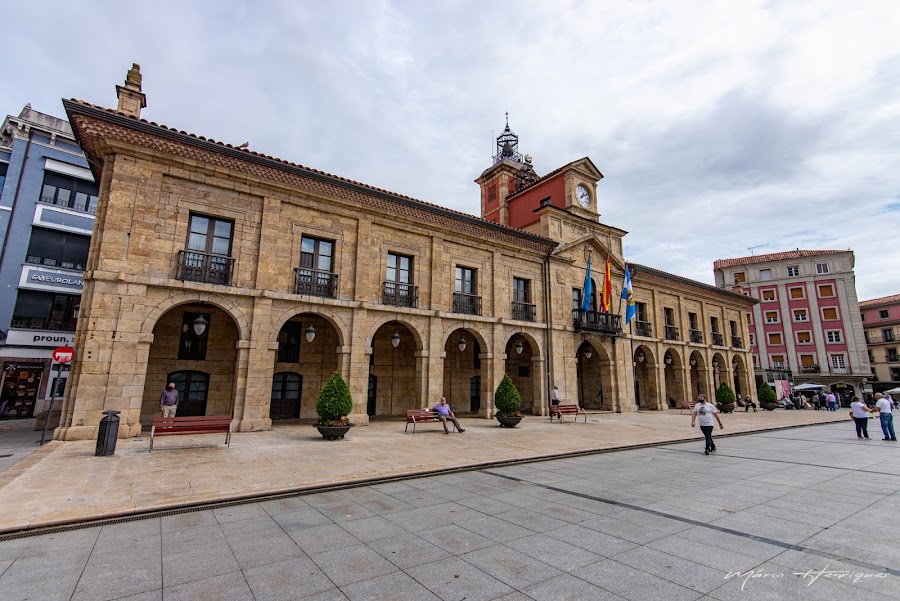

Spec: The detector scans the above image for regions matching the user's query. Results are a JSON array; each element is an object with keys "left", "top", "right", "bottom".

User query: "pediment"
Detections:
[{"left": 552, "top": 234, "right": 626, "bottom": 272}]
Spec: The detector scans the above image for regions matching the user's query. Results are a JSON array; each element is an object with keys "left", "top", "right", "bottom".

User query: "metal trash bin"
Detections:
[{"left": 95, "top": 410, "right": 121, "bottom": 456}]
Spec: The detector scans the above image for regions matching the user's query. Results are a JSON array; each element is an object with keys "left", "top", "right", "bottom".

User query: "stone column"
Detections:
[
  {"left": 345, "top": 345, "right": 368, "bottom": 425},
  {"left": 483, "top": 352, "right": 499, "bottom": 418},
  {"left": 414, "top": 350, "right": 430, "bottom": 409},
  {"left": 654, "top": 363, "right": 666, "bottom": 410},
  {"left": 532, "top": 356, "right": 548, "bottom": 416}
]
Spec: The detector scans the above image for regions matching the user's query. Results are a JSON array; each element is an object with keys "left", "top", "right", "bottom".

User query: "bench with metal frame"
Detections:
[
  {"left": 405, "top": 409, "right": 443, "bottom": 433},
  {"left": 149, "top": 415, "right": 232, "bottom": 453},
  {"left": 550, "top": 404, "right": 587, "bottom": 423}
]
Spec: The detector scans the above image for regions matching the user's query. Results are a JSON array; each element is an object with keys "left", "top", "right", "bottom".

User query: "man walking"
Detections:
[
  {"left": 691, "top": 394, "right": 723, "bottom": 455},
  {"left": 159, "top": 382, "right": 179, "bottom": 417},
  {"left": 433, "top": 397, "right": 465, "bottom": 434},
  {"left": 551, "top": 385, "right": 561, "bottom": 421},
  {"left": 874, "top": 393, "right": 897, "bottom": 441}
]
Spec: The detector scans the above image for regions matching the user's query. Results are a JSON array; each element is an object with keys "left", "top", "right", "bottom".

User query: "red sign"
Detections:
[{"left": 52, "top": 346, "right": 75, "bottom": 364}]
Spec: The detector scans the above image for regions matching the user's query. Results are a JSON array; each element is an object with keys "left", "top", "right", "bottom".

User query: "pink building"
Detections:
[
  {"left": 860, "top": 294, "right": 900, "bottom": 392},
  {"left": 713, "top": 250, "right": 871, "bottom": 405}
]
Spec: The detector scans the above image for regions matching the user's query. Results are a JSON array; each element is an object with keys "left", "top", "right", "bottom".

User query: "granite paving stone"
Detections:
[
  {"left": 337, "top": 514, "right": 410, "bottom": 542},
  {"left": 460, "top": 544, "right": 563, "bottom": 588},
  {"left": 573, "top": 558, "right": 704, "bottom": 601},
  {"left": 243, "top": 556, "right": 335, "bottom": 601},
  {"left": 340, "top": 570, "right": 441, "bottom": 600},
  {"left": 506, "top": 533, "right": 604, "bottom": 571},
  {"left": 415, "top": 524, "right": 497, "bottom": 554},
  {"left": 163, "top": 571, "right": 254, "bottom": 601},
  {"left": 522, "top": 573, "right": 627, "bottom": 601},
  {"left": 367, "top": 532, "right": 451, "bottom": 569},
  {"left": 405, "top": 556, "right": 515, "bottom": 601},
  {"left": 310, "top": 544, "right": 398, "bottom": 587},
  {"left": 289, "top": 523, "right": 362, "bottom": 555}
]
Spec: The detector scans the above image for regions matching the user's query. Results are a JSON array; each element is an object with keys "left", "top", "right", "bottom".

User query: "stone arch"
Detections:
[
  {"left": 439, "top": 322, "right": 490, "bottom": 352},
  {"left": 502, "top": 330, "right": 542, "bottom": 357},
  {"left": 576, "top": 339, "right": 614, "bottom": 411},
  {"left": 662, "top": 347, "right": 684, "bottom": 409},
  {"left": 270, "top": 305, "right": 350, "bottom": 348},
  {"left": 364, "top": 316, "right": 425, "bottom": 352},
  {"left": 141, "top": 293, "right": 250, "bottom": 340},
  {"left": 711, "top": 351, "right": 729, "bottom": 397},
  {"left": 688, "top": 350, "right": 708, "bottom": 400},
  {"left": 633, "top": 344, "right": 659, "bottom": 410},
  {"left": 367, "top": 320, "right": 423, "bottom": 417},
  {"left": 731, "top": 354, "right": 751, "bottom": 399},
  {"left": 503, "top": 332, "right": 542, "bottom": 413},
  {"left": 442, "top": 325, "right": 490, "bottom": 414}
]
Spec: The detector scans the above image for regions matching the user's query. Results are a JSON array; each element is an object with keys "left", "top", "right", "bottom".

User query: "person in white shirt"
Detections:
[
  {"left": 873, "top": 393, "right": 896, "bottom": 441},
  {"left": 850, "top": 396, "right": 872, "bottom": 439},
  {"left": 691, "top": 395, "right": 724, "bottom": 455}
]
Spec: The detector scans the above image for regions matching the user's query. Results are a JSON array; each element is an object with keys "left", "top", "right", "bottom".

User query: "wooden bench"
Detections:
[
  {"left": 679, "top": 400, "right": 697, "bottom": 414},
  {"left": 149, "top": 416, "right": 232, "bottom": 453},
  {"left": 550, "top": 404, "right": 587, "bottom": 423},
  {"left": 405, "top": 409, "right": 442, "bottom": 433}
]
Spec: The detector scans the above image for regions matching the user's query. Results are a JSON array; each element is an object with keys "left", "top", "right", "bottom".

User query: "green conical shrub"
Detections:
[
  {"left": 494, "top": 373, "right": 521, "bottom": 417},
  {"left": 758, "top": 381, "right": 778, "bottom": 410},
  {"left": 716, "top": 382, "right": 736, "bottom": 412},
  {"left": 315, "top": 371, "right": 353, "bottom": 425}
]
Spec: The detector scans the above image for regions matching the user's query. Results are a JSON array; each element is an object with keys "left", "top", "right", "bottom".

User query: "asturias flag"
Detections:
[
  {"left": 600, "top": 255, "right": 612, "bottom": 313},
  {"left": 581, "top": 255, "right": 593, "bottom": 312},
  {"left": 621, "top": 264, "right": 636, "bottom": 324}
]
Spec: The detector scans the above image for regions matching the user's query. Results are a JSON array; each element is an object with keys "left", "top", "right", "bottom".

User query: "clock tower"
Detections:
[{"left": 476, "top": 115, "right": 537, "bottom": 226}]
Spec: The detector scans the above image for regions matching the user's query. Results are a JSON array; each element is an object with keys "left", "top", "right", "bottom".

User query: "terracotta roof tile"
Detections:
[
  {"left": 860, "top": 293, "right": 900, "bottom": 308},
  {"left": 63, "top": 99, "right": 556, "bottom": 252},
  {"left": 713, "top": 249, "right": 848, "bottom": 270}
]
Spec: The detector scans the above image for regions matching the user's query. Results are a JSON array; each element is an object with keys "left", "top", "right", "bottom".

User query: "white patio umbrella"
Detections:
[
  {"left": 794, "top": 383, "right": 825, "bottom": 391},
  {"left": 884, "top": 387, "right": 900, "bottom": 395}
]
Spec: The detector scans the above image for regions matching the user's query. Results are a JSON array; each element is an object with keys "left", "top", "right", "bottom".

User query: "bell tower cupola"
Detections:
[{"left": 476, "top": 114, "right": 536, "bottom": 226}]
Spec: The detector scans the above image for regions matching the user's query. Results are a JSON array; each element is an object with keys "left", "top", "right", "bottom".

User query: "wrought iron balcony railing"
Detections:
[
  {"left": 712, "top": 332, "right": 725, "bottom": 346},
  {"left": 573, "top": 309, "right": 623, "bottom": 336},
  {"left": 382, "top": 281, "right": 418, "bottom": 308},
  {"left": 830, "top": 366, "right": 850, "bottom": 374},
  {"left": 800, "top": 365, "right": 820, "bottom": 373},
  {"left": 453, "top": 292, "right": 482, "bottom": 316},
  {"left": 690, "top": 329, "right": 704, "bottom": 344},
  {"left": 39, "top": 194, "right": 97, "bottom": 215},
  {"left": 511, "top": 301, "right": 536, "bottom": 322},
  {"left": 295, "top": 268, "right": 339, "bottom": 298},
  {"left": 665, "top": 325, "right": 679, "bottom": 341},
  {"left": 635, "top": 320, "right": 652, "bottom": 337},
  {"left": 10, "top": 317, "right": 77, "bottom": 332},
  {"left": 177, "top": 250, "right": 234, "bottom": 286},
  {"left": 731, "top": 336, "right": 743, "bottom": 349}
]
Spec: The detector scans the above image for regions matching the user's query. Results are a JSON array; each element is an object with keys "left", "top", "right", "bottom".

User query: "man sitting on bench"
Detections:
[{"left": 433, "top": 397, "right": 465, "bottom": 434}]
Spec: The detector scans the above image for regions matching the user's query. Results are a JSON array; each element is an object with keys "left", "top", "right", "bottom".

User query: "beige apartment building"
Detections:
[
  {"left": 54, "top": 66, "right": 755, "bottom": 440},
  {"left": 860, "top": 294, "right": 900, "bottom": 393},
  {"left": 713, "top": 249, "right": 871, "bottom": 404}
]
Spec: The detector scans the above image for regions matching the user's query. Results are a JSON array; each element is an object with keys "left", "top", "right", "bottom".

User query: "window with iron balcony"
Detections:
[
  {"left": 177, "top": 214, "right": 235, "bottom": 286},
  {"left": 295, "top": 236, "right": 338, "bottom": 298},
  {"left": 453, "top": 266, "right": 481, "bottom": 315},
  {"left": 634, "top": 302, "right": 651, "bottom": 337},
  {"left": 383, "top": 253, "right": 417, "bottom": 308},
  {"left": 511, "top": 277, "right": 535, "bottom": 321}
]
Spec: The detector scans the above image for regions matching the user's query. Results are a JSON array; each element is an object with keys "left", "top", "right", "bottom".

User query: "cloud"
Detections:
[{"left": 3, "top": 0, "right": 899, "bottom": 299}]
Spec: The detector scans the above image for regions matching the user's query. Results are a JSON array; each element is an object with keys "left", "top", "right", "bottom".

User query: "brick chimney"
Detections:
[{"left": 116, "top": 63, "right": 146, "bottom": 118}]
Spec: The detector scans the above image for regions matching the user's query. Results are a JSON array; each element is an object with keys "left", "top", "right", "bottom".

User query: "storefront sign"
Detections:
[
  {"left": 3, "top": 329, "right": 75, "bottom": 347},
  {"left": 19, "top": 265, "right": 84, "bottom": 293}
]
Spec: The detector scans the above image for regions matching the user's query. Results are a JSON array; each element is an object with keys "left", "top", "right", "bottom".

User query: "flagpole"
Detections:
[{"left": 629, "top": 319, "right": 638, "bottom": 411}]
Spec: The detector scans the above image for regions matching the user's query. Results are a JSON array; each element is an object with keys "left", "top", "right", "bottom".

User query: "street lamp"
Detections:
[
  {"left": 192, "top": 315, "right": 208, "bottom": 336},
  {"left": 665, "top": 353, "right": 672, "bottom": 365},
  {"left": 637, "top": 350, "right": 645, "bottom": 363},
  {"left": 391, "top": 330, "right": 401, "bottom": 348},
  {"left": 390, "top": 329, "right": 400, "bottom": 416},
  {"left": 712, "top": 358, "right": 719, "bottom": 391},
  {"left": 305, "top": 324, "right": 316, "bottom": 343}
]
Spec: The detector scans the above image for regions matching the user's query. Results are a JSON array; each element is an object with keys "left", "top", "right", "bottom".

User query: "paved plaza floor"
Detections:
[
  {"left": 0, "top": 421, "right": 897, "bottom": 600},
  {"left": 0, "top": 409, "right": 848, "bottom": 533}
]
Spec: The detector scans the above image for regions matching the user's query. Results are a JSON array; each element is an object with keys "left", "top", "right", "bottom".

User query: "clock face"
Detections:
[{"left": 576, "top": 185, "right": 591, "bottom": 208}]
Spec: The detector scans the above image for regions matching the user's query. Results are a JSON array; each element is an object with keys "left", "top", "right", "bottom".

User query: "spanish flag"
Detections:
[{"left": 600, "top": 255, "right": 612, "bottom": 312}]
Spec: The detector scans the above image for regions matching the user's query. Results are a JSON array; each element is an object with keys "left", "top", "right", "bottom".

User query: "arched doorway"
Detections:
[
  {"left": 368, "top": 321, "right": 419, "bottom": 417},
  {"left": 731, "top": 355, "right": 749, "bottom": 399},
  {"left": 443, "top": 328, "right": 485, "bottom": 414},
  {"left": 711, "top": 352, "right": 729, "bottom": 398},
  {"left": 831, "top": 383, "right": 855, "bottom": 408},
  {"left": 633, "top": 345, "right": 658, "bottom": 410},
  {"left": 141, "top": 303, "right": 240, "bottom": 426},
  {"left": 663, "top": 349, "right": 684, "bottom": 409},
  {"left": 577, "top": 340, "right": 613, "bottom": 411},
  {"left": 689, "top": 351, "right": 708, "bottom": 401},
  {"left": 505, "top": 334, "right": 539, "bottom": 413},
  {"left": 271, "top": 313, "right": 340, "bottom": 420}
]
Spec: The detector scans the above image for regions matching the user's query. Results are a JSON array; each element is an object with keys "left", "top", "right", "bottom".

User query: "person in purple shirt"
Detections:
[
  {"left": 433, "top": 397, "right": 465, "bottom": 434},
  {"left": 159, "top": 382, "right": 179, "bottom": 417}
]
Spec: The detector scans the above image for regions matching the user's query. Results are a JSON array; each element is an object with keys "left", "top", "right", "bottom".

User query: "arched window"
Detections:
[
  {"left": 167, "top": 371, "right": 210, "bottom": 417},
  {"left": 271, "top": 372, "right": 302, "bottom": 419}
]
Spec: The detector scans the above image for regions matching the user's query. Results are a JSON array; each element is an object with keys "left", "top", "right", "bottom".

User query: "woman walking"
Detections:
[{"left": 850, "top": 395, "right": 873, "bottom": 439}]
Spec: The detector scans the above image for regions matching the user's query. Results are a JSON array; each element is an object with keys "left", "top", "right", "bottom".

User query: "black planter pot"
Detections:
[
  {"left": 718, "top": 404, "right": 735, "bottom": 413},
  {"left": 496, "top": 416, "right": 523, "bottom": 428},
  {"left": 760, "top": 403, "right": 777, "bottom": 411},
  {"left": 316, "top": 425, "right": 351, "bottom": 440}
]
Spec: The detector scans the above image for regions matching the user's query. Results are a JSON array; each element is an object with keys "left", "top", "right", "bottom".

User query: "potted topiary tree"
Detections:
[
  {"left": 494, "top": 373, "right": 523, "bottom": 427},
  {"left": 315, "top": 371, "right": 353, "bottom": 439},
  {"left": 758, "top": 381, "right": 778, "bottom": 411},
  {"left": 716, "top": 382, "right": 736, "bottom": 413}
]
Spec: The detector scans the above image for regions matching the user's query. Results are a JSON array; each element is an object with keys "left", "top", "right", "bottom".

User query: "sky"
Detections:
[{"left": 5, "top": 0, "right": 900, "bottom": 299}]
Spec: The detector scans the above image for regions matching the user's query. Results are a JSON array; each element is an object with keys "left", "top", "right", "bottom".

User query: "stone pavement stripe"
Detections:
[
  {"left": 481, "top": 470, "right": 900, "bottom": 578},
  {"left": 659, "top": 446, "right": 899, "bottom": 475}
]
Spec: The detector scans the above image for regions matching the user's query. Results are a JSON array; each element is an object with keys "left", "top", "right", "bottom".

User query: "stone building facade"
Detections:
[
  {"left": 55, "top": 66, "right": 755, "bottom": 440},
  {"left": 860, "top": 294, "right": 900, "bottom": 394}
]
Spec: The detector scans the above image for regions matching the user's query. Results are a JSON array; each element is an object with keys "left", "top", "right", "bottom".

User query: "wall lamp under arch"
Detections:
[
  {"left": 637, "top": 350, "right": 645, "bottom": 363},
  {"left": 515, "top": 340, "right": 524, "bottom": 355},
  {"left": 690, "top": 357, "right": 697, "bottom": 367},
  {"left": 391, "top": 330, "right": 401, "bottom": 348},
  {"left": 192, "top": 315, "right": 208, "bottom": 337},
  {"left": 458, "top": 336, "right": 467, "bottom": 352},
  {"left": 665, "top": 353, "right": 672, "bottom": 365},
  {"left": 712, "top": 358, "right": 720, "bottom": 369},
  {"left": 584, "top": 347, "right": 593, "bottom": 360},
  {"left": 305, "top": 324, "right": 316, "bottom": 343}
]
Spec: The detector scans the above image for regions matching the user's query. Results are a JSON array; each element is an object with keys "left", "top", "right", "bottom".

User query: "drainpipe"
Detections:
[
  {"left": 543, "top": 252, "right": 553, "bottom": 414},
  {"left": 0, "top": 128, "right": 33, "bottom": 278}
]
